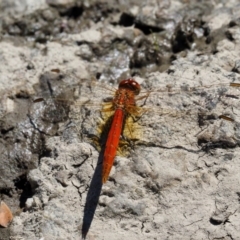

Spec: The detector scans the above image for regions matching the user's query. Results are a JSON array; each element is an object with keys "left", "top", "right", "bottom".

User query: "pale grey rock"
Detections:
[
  {"left": 25, "top": 198, "right": 34, "bottom": 209},
  {"left": 46, "top": 0, "right": 76, "bottom": 7},
  {"left": 0, "top": 1, "right": 240, "bottom": 240}
]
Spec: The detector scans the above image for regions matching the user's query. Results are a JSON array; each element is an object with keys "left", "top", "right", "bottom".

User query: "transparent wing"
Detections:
[{"left": 23, "top": 69, "right": 240, "bottom": 149}]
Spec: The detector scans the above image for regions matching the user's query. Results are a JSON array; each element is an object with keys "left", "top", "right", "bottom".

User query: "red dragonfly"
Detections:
[
  {"left": 101, "top": 78, "right": 142, "bottom": 183},
  {"left": 101, "top": 78, "right": 240, "bottom": 183},
  {"left": 30, "top": 70, "right": 240, "bottom": 183}
]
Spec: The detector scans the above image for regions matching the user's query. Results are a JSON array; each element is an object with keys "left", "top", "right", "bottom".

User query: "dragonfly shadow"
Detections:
[
  {"left": 81, "top": 114, "right": 114, "bottom": 238},
  {"left": 81, "top": 146, "right": 104, "bottom": 239}
]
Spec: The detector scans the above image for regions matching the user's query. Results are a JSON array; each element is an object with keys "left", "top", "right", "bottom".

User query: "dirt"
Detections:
[{"left": 0, "top": 0, "right": 240, "bottom": 240}]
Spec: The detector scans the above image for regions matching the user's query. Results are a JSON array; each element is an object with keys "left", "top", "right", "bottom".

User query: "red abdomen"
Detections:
[{"left": 102, "top": 109, "right": 124, "bottom": 183}]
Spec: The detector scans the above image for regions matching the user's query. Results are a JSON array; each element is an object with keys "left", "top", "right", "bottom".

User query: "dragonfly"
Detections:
[
  {"left": 101, "top": 78, "right": 143, "bottom": 183},
  {"left": 28, "top": 69, "right": 240, "bottom": 183},
  {"left": 100, "top": 78, "right": 240, "bottom": 183}
]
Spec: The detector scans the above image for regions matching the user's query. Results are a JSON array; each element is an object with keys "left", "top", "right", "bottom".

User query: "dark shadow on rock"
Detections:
[
  {"left": 81, "top": 112, "right": 113, "bottom": 238},
  {"left": 81, "top": 150, "right": 103, "bottom": 239},
  {"left": 13, "top": 173, "right": 33, "bottom": 208}
]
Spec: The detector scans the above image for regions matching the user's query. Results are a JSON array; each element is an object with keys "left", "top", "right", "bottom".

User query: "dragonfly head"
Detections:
[{"left": 118, "top": 78, "right": 141, "bottom": 95}]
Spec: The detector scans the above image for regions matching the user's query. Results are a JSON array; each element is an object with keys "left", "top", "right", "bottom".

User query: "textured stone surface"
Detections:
[{"left": 0, "top": 1, "right": 240, "bottom": 240}]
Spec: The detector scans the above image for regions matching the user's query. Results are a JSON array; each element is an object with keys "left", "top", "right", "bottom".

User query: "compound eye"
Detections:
[{"left": 119, "top": 78, "right": 141, "bottom": 95}]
